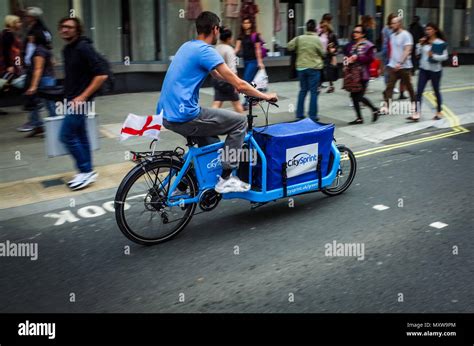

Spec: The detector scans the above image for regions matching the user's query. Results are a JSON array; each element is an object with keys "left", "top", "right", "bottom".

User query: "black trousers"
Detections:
[{"left": 350, "top": 81, "right": 377, "bottom": 119}]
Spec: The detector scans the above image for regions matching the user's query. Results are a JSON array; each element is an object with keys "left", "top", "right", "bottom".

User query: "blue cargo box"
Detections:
[{"left": 252, "top": 119, "right": 335, "bottom": 191}]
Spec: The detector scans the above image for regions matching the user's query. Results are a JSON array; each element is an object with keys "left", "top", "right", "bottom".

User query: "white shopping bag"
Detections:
[
  {"left": 120, "top": 110, "right": 163, "bottom": 141},
  {"left": 252, "top": 68, "right": 268, "bottom": 90}
]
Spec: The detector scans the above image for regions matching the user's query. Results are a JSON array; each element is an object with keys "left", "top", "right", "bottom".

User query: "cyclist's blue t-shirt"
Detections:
[{"left": 157, "top": 40, "right": 224, "bottom": 122}]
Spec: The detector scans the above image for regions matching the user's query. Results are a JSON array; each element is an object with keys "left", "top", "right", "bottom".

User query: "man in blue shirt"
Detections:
[{"left": 157, "top": 11, "right": 277, "bottom": 193}]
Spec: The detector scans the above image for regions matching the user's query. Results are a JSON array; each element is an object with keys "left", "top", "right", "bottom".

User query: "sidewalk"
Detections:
[{"left": 0, "top": 65, "right": 472, "bottom": 210}]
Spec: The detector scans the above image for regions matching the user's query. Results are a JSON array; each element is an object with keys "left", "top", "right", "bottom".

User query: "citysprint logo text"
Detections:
[
  {"left": 286, "top": 143, "right": 318, "bottom": 178},
  {"left": 325, "top": 240, "right": 365, "bottom": 261},
  {"left": 18, "top": 320, "right": 55, "bottom": 339},
  {"left": 0, "top": 240, "right": 38, "bottom": 261}
]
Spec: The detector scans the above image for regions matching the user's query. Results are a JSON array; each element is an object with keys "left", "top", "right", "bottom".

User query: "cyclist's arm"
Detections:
[
  {"left": 210, "top": 69, "right": 226, "bottom": 81},
  {"left": 214, "top": 63, "right": 276, "bottom": 101}
]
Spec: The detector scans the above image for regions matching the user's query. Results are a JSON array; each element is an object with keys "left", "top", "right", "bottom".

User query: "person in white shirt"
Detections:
[
  {"left": 382, "top": 16, "right": 415, "bottom": 112},
  {"left": 212, "top": 27, "right": 244, "bottom": 113},
  {"left": 409, "top": 22, "right": 449, "bottom": 121}
]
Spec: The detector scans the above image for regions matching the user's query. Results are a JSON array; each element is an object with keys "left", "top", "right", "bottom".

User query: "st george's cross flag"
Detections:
[{"left": 120, "top": 111, "right": 163, "bottom": 141}]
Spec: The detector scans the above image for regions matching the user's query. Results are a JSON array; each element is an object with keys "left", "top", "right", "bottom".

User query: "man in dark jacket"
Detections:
[{"left": 58, "top": 17, "right": 108, "bottom": 190}]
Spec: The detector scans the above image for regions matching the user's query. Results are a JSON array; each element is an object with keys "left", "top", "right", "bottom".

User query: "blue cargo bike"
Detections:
[{"left": 115, "top": 96, "right": 357, "bottom": 245}]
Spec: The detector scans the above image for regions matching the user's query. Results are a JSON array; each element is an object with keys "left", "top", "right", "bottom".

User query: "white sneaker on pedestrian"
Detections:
[
  {"left": 16, "top": 123, "right": 34, "bottom": 132},
  {"left": 71, "top": 171, "right": 98, "bottom": 191},
  {"left": 215, "top": 175, "right": 250, "bottom": 194},
  {"left": 394, "top": 88, "right": 400, "bottom": 94},
  {"left": 67, "top": 173, "right": 82, "bottom": 186}
]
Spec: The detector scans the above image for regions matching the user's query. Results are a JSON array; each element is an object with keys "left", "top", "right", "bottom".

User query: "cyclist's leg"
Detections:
[{"left": 164, "top": 108, "right": 246, "bottom": 174}]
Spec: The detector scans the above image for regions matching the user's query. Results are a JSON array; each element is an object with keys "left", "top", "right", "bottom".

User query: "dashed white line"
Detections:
[
  {"left": 429, "top": 222, "right": 448, "bottom": 229},
  {"left": 373, "top": 205, "right": 390, "bottom": 211}
]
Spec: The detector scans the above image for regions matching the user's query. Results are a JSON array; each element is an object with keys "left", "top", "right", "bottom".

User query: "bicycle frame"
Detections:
[{"left": 163, "top": 131, "right": 341, "bottom": 207}]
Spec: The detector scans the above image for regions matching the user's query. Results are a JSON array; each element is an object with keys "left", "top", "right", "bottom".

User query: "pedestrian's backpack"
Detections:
[{"left": 251, "top": 32, "right": 268, "bottom": 59}]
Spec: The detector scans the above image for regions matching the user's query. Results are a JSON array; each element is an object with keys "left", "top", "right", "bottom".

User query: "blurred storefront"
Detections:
[{"left": 1, "top": 0, "right": 472, "bottom": 93}]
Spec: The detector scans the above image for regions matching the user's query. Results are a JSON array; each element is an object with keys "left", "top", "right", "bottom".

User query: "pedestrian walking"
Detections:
[
  {"left": 212, "top": 27, "right": 243, "bottom": 113},
  {"left": 361, "top": 15, "right": 376, "bottom": 43},
  {"left": 382, "top": 16, "right": 415, "bottom": 114},
  {"left": 58, "top": 17, "right": 108, "bottom": 190},
  {"left": 287, "top": 19, "right": 325, "bottom": 121},
  {"left": 319, "top": 20, "right": 338, "bottom": 93},
  {"left": 21, "top": 29, "right": 57, "bottom": 137},
  {"left": 409, "top": 23, "right": 448, "bottom": 122},
  {"left": 344, "top": 25, "right": 380, "bottom": 124},
  {"left": 0, "top": 15, "right": 22, "bottom": 115},
  {"left": 234, "top": 16, "right": 265, "bottom": 109},
  {"left": 409, "top": 16, "right": 424, "bottom": 73},
  {"left": 381, "top": 13, "right": 403, "bottom": 96}
]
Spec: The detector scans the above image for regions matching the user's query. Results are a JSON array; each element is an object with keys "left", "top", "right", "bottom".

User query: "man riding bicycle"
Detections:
[{"left": 157, "top": 11, "right": 277, "bottom": 194}]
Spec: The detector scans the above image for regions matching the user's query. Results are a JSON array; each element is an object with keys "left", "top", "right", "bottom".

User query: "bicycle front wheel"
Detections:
[
  {"left": 115, "top": 159, "right": 197, "bottom": 245},
  {"left": 322, "top": 145, "right": 357, "bottom": 196}
]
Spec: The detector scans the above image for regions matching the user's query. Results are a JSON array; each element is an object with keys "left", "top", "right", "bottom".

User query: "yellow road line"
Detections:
[
  {"left": 439, "top": 86, "right": 474, "bottom": 93},
  {"left": 355, "top": 90, "right": 470, "bottom": 158}
]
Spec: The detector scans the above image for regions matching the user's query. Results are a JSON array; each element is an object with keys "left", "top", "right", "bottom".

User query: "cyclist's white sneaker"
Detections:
[
  {"left": 215, "top": 175, "right": 250, "bottom": 194},
  {"left": 70, "top": 171, "right": 98, "bottom": 190}
]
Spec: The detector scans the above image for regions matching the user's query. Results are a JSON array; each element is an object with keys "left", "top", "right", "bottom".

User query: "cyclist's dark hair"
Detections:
[
  {"left": 306, "top": 19, "right": 316, "bottom": 32},
  {"left": 58, "top": 16, "right": 83, "bottom": 36},
  {"left": 425, "top": 22, "right": 446, "bottom": 41},
  {"left": 220, "top": 27, "right": 232, "bottom": 42},
  {"left": 195, "top": 11, "right": 220, "bottom": 36}
]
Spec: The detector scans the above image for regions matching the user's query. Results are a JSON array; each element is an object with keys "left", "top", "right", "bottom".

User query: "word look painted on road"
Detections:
[
  {"left": 325, "top": 240, "right": 365, "bottom": 261},
  {"left": 0, "top": 240, "right": 38, "bottom": 261},
  {"left": 44, "top": 200, "right": 130, "bottom": 226},
  {"left": 18, "top": 320, "right": 55, "bottom": 339}
]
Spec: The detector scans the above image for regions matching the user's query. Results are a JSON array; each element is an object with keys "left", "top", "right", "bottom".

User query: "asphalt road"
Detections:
[{"left": 0, "top": 126, "right": 473, "bottom": 313}]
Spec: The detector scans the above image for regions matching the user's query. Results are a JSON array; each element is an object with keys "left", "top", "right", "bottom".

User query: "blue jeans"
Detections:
[
  {"left": 416, "top": 68, "right": 443, "bottom": 112},
  {"left": 296, "top": 69, "right": 321, "bottom": 119},
  {"left": 60, "top": 110, "right": 92, "bottom": 173},
  {"left": 30, "top": 76, "right": 57, "bottom": 127},
  {"left": 242, "top": 60, "right": 259, "bottom": 107},
  {"left": 243, "top": 59, "right": 258, "bottom": 83}
]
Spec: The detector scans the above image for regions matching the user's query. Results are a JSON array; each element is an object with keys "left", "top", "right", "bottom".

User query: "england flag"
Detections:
[{"left": 120, "top": 111, "right": 163, "bottom": 141}]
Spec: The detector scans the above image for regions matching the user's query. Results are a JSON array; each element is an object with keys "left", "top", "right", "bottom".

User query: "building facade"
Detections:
[{"left": 1, "top": 0, "right": 472, "bottom": 93}]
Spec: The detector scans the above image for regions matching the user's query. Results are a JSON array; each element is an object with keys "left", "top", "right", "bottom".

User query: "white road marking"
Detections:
[
  {"left": 429, "top": 222, "right": 448, "bottom": 229},
  {"left": 373, "top": 205, "right": 390, "bottom": 211}
]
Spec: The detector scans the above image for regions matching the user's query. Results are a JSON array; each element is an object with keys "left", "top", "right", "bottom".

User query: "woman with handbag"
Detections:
[
  {"left": 213, "top": 27, "right": 244, "bottom": 113},
  {"left": 344, "top": 25, "right": 380, "bottom": 125}
]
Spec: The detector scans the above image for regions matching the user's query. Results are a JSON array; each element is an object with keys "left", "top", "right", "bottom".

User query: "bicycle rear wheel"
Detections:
[
  {"left": 115, "top": 159, "right": 197, "bottom": 245},
  {"left": 322, "top": 145, "right": 357, "bottom": 196}
]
